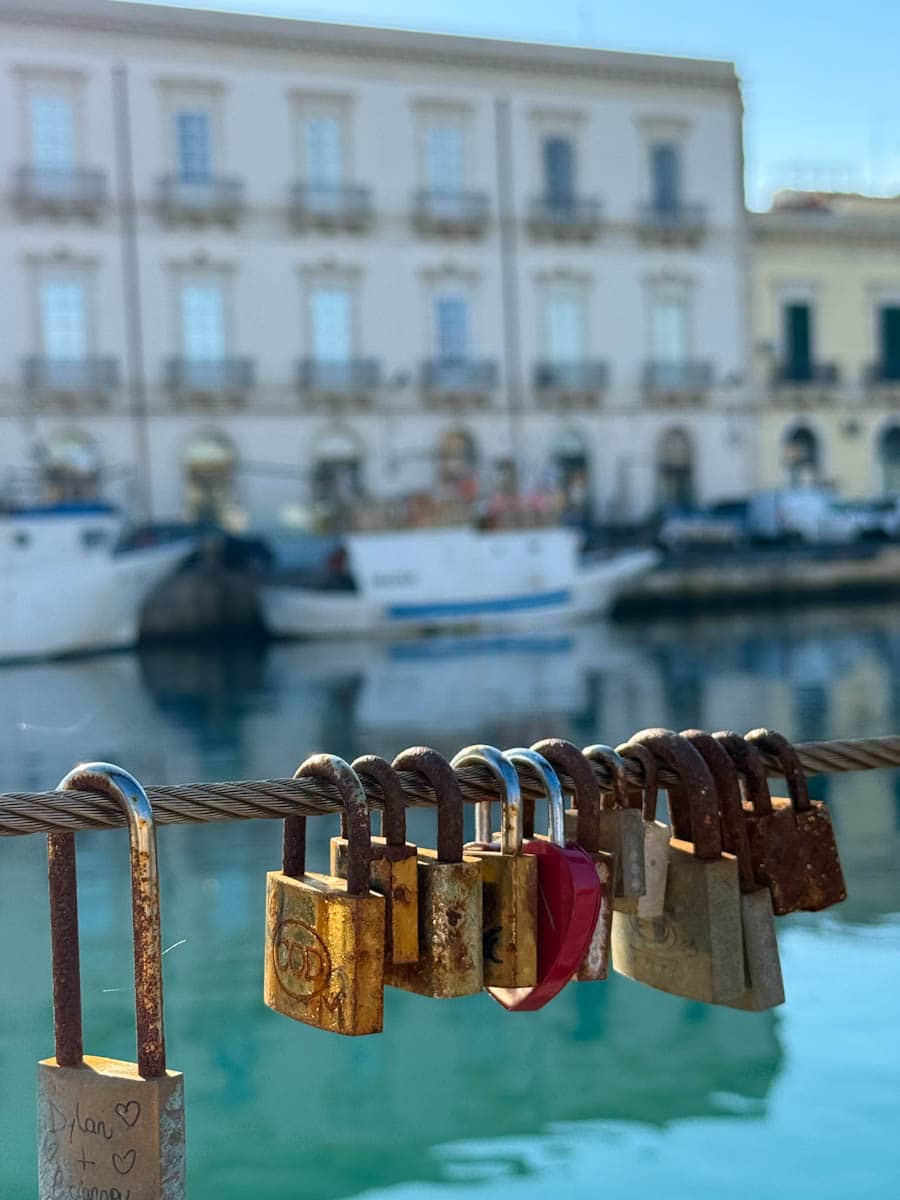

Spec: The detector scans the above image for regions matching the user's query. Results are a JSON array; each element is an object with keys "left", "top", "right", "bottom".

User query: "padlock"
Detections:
[
  {"left": 455, "top": 743, "right": 538, "bottom": 987},
  {"left": 611, "top": 729, "right": 744, "bottom": 1004},
  {"left": 530, "top": 737, "right": 614, "bottom": 981},
  {"left": 681, "top": 730, "right": 785, "bottom": 1012},
  {"left": 488, "top": 748, "right": 601, "bottom": 1012},
  {"left": 579, "top": 744, "right": 646, "bottom": 901},
  {"left": 330, "top": 754, "right": 419, "bottom": 965},
  {"left": 264, "top": 753, "right": 385, "bottom": 1035},
  {"left": 614, "top": 740, "right": 670, "bottom": 919},
  {"left": 37, "top": 762, "right": 185, "bottom": 1200},
  {"left": 384, "top": 747, "right": 483, "bottom": 998}
]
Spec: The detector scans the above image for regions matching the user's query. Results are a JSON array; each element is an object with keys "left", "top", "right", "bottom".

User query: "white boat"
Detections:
[
  {"left": 260, "top": 526, "right": 656, "bottom": 639},
  {"left": 1, "top": 504, "right": 193, "bottom": 662}
]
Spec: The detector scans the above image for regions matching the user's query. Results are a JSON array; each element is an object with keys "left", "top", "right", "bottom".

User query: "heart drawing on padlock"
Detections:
[{"left": 488, "top": 749, "right": 601, "bottom": 1013}]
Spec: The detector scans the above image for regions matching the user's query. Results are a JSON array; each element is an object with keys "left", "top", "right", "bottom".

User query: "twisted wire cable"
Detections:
[{"left": 2, "top": 734, "right": 899, "bottom": 838}]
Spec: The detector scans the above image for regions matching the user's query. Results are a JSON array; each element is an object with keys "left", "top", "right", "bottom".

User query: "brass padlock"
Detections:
[
  {"left": 37, "top": 763, "right": 185, "bottom": 1200},
  {"left": 456, "top": 743, "right": 538, "bottom": 988},
  {"left": 579, "top": 744, "right": 646, "bottom": 901},
  {"left": 615, "top": 740, "right": 670, "bottom": 919},
  {"left": 611, "top": 730, "right": 744, "bottom": 1004},
  {"left": 384, "top": 747, "right": 483, "bottom": 998},
  {"left": 330, "top": 754, "right": 419, "bottom": 965},
  {"left": 682, "top": 730, "right": 785, "bottom": 1012},
  {"left": 530, "top": 738, "right": 614, "bottom": 981},
  {"left": 264, "top": 753, "right": 385, "bottom": 1035}
]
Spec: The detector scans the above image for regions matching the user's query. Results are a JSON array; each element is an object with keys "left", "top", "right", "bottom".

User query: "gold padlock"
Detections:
[
  {"left": 682, "top": 730, "right": 785, "bottom": 1011},
  {"left": 615, "top": 740, "right": 671, "bottom": 919},
  {"left": 264, "top": 754, "right": 385, "bottom": 1036},
  {"left": 455, "top": 743, "right": 538, "bottom": 988},
  {"left": 579, "top": 744, "right": 646, "bottom": 901},
  {"left": 37, "top": 763, "right": 185, "bottom": 1200},
  {"left": 531, "top": 737, "right": 615, "bottom": 981},
  {"left": 330, "top": 754, "right": 419, "bottom": 965},
  {"left": 384, "top": 747, "right": 483, "bottom": 998},
  {"left": 611, "top": 730, "right": 744, "bottom": 1005}
]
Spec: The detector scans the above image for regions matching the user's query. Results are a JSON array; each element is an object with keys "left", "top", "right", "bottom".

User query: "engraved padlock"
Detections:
[
  {"left": 615, "top": 740, "right": 670, "bottom": 919},
  {"left": 456, "top": 743, "right": 538, "bottom": 988},
  {"left": 330, "top": 755, "right": 419, "bottom": 965},
  {"left": 264, "top": 753, "right": 385, "bottom": 1036},
  {"left": 682, "top": 730, "right": 785, "bottom": 1012},
  {"left": 37, "top": 762, "right": 186, "bottom": 1200},
  {"left": 530, "top": 738, "right": 615, "bottom": 981},
  {"left": 580, "top": 744, "right": 646, "bottom": 901},
  {"left": 384, "top": 747, "right": 483, "bottom": 998}
]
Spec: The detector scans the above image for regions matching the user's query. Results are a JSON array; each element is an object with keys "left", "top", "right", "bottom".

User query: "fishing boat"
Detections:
[
  {"left": 1, "top": 503, "right": 193, "bottom": 662},
  {"left": 260, "top": 525, "right": 656, "bottom": 639}
]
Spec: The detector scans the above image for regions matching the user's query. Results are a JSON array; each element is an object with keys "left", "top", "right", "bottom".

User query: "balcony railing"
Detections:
[
  {"left": 13, "top": 166, "right": 107, "bottom": 217},
  {"left": 297, "top": 358, "right": 381, "bottom": 395},
  {"left": 534, "top": 360, "right": 610, "bottom": 394},
  {"left": 864, "top": 362, "right": 900, "bottom": 386},
  {"left": 420, "top": 358, "right": 498, "bottom": 396},
  {"left": 643, "top": 359, "right": 713, "bottom": 398},
  {"left": 527, "top": 195, "right": 603, "bottom": 239},
  {"left": 413, "top": 189, "right": 490, "bottom": 236},
  {"left": 289, "top": 183, "right": 373, "bottom": 231},
  {"left": 23, "top": 356, "right": 119, "bottom": 395},
  {"left": 157, "top": 175, "right": 244, "bottom": 223},
  {"left": 636, "top": 201, "right": 707, "bottom": 242},
  {"left": 771, "top": 362, "right": 840, "bottom": 386},
  {"left": 165, "top": 358, "right": 255, "bottom": 397}
]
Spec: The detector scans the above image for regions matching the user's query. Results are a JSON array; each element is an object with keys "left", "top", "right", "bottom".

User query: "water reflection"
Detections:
[{"left": 1, "top": 607, "right": 899, "bottom": 1198}]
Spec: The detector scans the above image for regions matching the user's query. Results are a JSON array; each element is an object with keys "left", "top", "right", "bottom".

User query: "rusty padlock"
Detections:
[
  {"left": 37, "top": 763, "right": 185, "bottom": 1200},
  {"left": 330, "top": 755, "right": 419, "bottom": 965},
  {"left": 615, "top": 740, "right": 670, "bottom": 919},
  {"left": 578, "top": 744, "right": 645, "bottom": 901},
  {"left": 384, "top": 747, "right": 483, "bottom": 998},
  {"left": 611, "top": 730, "right": 744, "bottom": 1004},
  {"left": 456, "top": 744, "right": 538, "bottom": 988},
  {"left": 264, "top": 754, "right": 385, "bottom": 1036},
  {"left": 530, "top": 738, "right": 615, "bottom": 981},
  {"left": 682, "top": 730, "right": 785, "bottom": 1012}
]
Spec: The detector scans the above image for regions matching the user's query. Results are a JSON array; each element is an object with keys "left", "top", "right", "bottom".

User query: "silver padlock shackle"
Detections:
[
  {"left": 52, "top": 762, "right": 167, "bottom": 1079},
  {"left": 451, "top": 743, "right": 523, "bottom": 854},
  {"left": 504, "top": 748, "right": 565, "bottom": 846}
]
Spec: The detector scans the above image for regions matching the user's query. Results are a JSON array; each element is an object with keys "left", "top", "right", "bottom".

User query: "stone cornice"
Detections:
[{"left": 751, "top": 210, "right": 900, "bottom": 247}]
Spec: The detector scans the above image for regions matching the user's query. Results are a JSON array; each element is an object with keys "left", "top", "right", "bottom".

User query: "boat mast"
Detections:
[{"left": 494, "top": 96, "right": 526, "bottom": 498}]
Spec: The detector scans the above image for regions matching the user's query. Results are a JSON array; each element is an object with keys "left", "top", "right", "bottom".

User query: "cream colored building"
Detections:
[
  {"left": 752, "top": 191, "right": 900, "bottom": 496},
  {"left": 0, "top": 0, "right": 753, "bottom": 526}
]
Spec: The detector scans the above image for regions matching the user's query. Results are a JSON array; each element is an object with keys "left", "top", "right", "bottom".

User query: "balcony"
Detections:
[
  {"left": 412, "top": 189, "right": 490, "bottom": 238},
  {"left": 13, "top": 166, "right": 107, "bottom": 219},
  {"left": 527, "top": 196, "right": 603, "bottom": 240},
  {"left": 533, "top": 360, "right": 610, "bottom": 408},
  {"left": 420, "top": 358, "right": 497, "bottom": 406},
  {"left": 770, "top": 362, "right": 840, "bottom": 406},
  {"left": 157, "top": 175, "right": 244, "bottom": 225},
  {"left": 642, "top": 359, "right": 713, "bottom": 403},
  {"left": 296, "top": 359, "right": 381, "bottom": 408},
  {"left": 289, "top": 183, "right": 373, "bottom": 232},
  {"left": 165, "top": 358, "right": 255, "bottom": 408},
  {"left": 864, "top": 362, "right": 900, "bottom": 388},
  {"left": 22, "top": 356, "right": 119, "bottom": 407},
  {"left": 636, "top": 202, "right": 707, "bottom": 245}
]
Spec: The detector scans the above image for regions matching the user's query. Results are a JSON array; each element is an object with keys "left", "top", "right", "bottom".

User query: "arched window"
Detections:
[
  {"left": 551, "top": 428, "right": 591, "bottom": 520},
  {"left": 312, "top": 428, "right": 364, "bottom": 512},
  {"left": 43, "top": 430, "right": 102, "bottom": 503},
  {"left": 783, "top": 425, "right": 820, "bottom": 486},
  {"left": 657, "top": 427, "right": 694, "bottom": 509},
  {"left": 879, "top": 425, "right": 900, "bottom": 494},
  {"left": 436, "top": 429, "right": 478, "bottom": 497},
  {"left": 183, "top": 430, "right": 238, "bottom": 525}
]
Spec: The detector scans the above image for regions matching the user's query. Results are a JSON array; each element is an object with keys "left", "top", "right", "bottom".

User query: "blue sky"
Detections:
[{"left": 130, "top": 0, "right": 900, "bottom": 208}]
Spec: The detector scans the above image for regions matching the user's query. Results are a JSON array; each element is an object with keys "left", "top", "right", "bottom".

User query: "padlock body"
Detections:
[
  {"left": 574, "top": 849, "right": 614, "bottom": 981},
  {"left": 385, "top": 851, "right": 483, "bottom": 997},
  {"left": 611, "top": 837, "right": 744, "bottom": 1004},
  {"left": 265, "top": 870, "right": 385, "bottom": 1035},
  {"left": 614, "top": 820, "right": 670, "bottom": 918},
  {"left": 464, "top": 845, "right": 538, "bottom": 986},
  {"left": 37, "top": 1056, "right": 185, "bottom": 1200},
  {"left": 743, "top": 797, "right": 846, "bottom": 914},
  {"left": 331, "top": 835, "right": 419, "bottom": 964},
  {"left": 724, "top": 887, "right": 785, "bottom": 1012},
  {"left": 566, "top": 807, "right": 645, "bottom": 897}
]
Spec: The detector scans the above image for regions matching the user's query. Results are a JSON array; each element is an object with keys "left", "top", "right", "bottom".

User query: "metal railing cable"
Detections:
[{"left": 2, "top": 734, "right": 899, "bottom": 839}]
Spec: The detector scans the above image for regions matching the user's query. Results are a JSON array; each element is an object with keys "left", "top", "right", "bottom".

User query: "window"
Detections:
[
  {"left": 310, "top": 288, "right": 352, "bottom": 362},
  {"left": 31, "top": 94, "right": 74, "bottom": 169},
  {"left": 783, "top": 426, "right": 820, "bottom": 485},
  {"left": 879, "top": 305, "right": 900, "bottom": 381},
  {"left": 175, "top": 110, "right": 212, "bottom": 184},
  {"left": 879, "top": 425, "right": 900, "bottom": 493},
  {"left": 435, "top": 295, "right": 468, "bottom": 361},
  {"left": 651, "top": 300, "right": 688, "bottom": 361},
  {"left": 181, "top": 283, "right": 225, "bottom": 359},
  {"left": 41, "top": 280, "right": 86, "bottom": 359},
  {"left": 651, "top": 142, "right": 681, "bottom": 215},
  {"left": 783, "top": 303, "right": 813, "bottom": 382},
  {"left": 545, "top": 294, "right": 585, "bottom": 361},
  {"left": 426, "top": 125, "right": 463, "bottom": 193},
  {"left": 657, "top": 428, "right": 694, "bottom": 508},
  {"left": 305, "top": 116, "right": 343, "bottom": 190},
  {"left": 543, "top": 136, "right": 575, "bottom": 208}
]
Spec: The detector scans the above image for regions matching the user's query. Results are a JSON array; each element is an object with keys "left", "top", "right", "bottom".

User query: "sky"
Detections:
[{"left": 128, "top": 0, "right": 900, "bottom": 209}]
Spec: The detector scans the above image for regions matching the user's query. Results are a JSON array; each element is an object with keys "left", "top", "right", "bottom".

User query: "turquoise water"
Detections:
[{"left": 1, "top": 608, "right": 899, "bottom": 1198}]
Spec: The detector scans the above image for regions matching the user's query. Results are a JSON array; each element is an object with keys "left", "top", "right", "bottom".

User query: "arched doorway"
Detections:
[
  {"left": 42, "top": 430, "right": 103, "bottom": 503},
  {"left": 312, "top": 428, "right": 364, "bottom": 512},
  {"left": 436, "top": 429, "right": 478, "bottom": 500},
  {"left": 783, "top": 425, "right": 820, "bottom": 486},
  {"left": 551, "top": 428, "right": 591, "bottom": 522},
  {"left": 184, "top": 430, "right": 238, "bottom": 525},
  {"left": 657, "top": 427, "right": 694, "bottom": 509},
  {"left": 878, "top": 425, "right": 900, "bottom": 493}
]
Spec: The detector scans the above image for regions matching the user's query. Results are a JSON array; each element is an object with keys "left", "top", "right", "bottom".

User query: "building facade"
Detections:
[
  {"left": 752, "top": 191, "right": 900, "bottom": 497},
  {"left": 0, "top": 0, "right": 753, "bottom": 527}
]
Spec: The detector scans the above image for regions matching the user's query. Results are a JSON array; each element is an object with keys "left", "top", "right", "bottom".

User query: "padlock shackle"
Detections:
[
  {"left": 451, "top": 744, "right": 523, "bottom": 855},
  {"left": 392, "top": 746, "right": 464, "bottom": 864},
  {"left": 712, "top": 731, "right": 775, "bottom": 816},
  {"left": 745, "top": 728, "right": 812, "bottom": 815},
  {"left": 581, "top": 744, "right": 629, "bottom": 813},
  {"left": 627, "top": 728, "right": 722, "bottom": 860},
  {"left": 616, "top": 741, "right": 659, "bottom": 821},
  {"left": 55, "top": 762, "right": 167, "bottom": 1079},
  {"left": 293, "top": 754, "right": 372, "bottom": 896},
  {"left": 681, "top": 730, "right": 756, "bottom": 893},
  {"left": 504, "top": 748, "right": 565, "bottom": 845},
  {"left": 350, "top": 755, "right": 407, "bottom": 847},
  {"left": 531, "top": 738, "right": 602, "bottom": 850}
]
